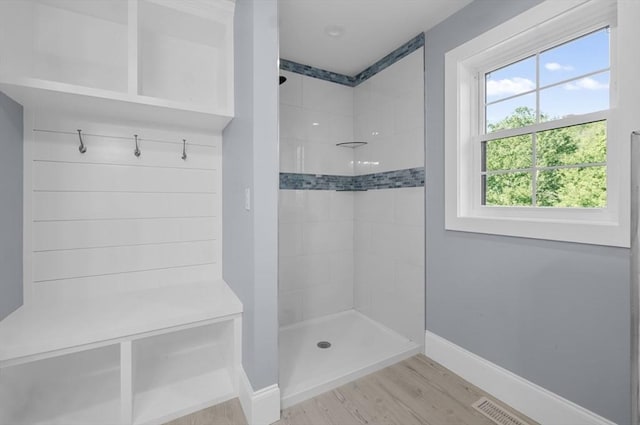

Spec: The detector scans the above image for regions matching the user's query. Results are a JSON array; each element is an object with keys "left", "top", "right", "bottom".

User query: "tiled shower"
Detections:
[{"left": 278, "top": 42, "right": 426, "bottom": 405}]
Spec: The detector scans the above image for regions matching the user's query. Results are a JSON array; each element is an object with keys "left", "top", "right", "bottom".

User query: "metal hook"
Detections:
[
  {"left": 77, "top": 129, "right": 86, "bottom": 154},
  {"left": 134, "top": 134, "right": 141, "bottom": 157},
  {"left": 182, "top": 139, "right": 187, "bottom": 161}
]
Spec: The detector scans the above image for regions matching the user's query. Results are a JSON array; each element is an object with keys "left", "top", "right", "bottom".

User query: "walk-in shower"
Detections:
[{"left": 278, "top": 42, "right": 426, "bottom": 407}]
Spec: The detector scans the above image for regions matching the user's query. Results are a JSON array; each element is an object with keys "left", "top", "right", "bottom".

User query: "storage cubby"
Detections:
[
  {"left": 0, "top": 0, "right": 129, "bottom": 92},
  {"left": 138, "top": 0, "right": 231, "bottom": 109},
  {"left": 0, "top": 0, "right": 234, "bottom": 130},
  {"left": 0, "top": 345, "right": 120, "bottom": 425},
  {"left": 133, "top": 322, "right": 237, "bottom": 424}
]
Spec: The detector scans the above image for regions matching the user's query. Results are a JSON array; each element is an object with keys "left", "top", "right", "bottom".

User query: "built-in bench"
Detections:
[{"left": 0, "top": 280, "right": 242, "bottom": 425}]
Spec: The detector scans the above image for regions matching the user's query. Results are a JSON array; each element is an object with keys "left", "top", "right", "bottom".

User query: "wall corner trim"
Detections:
[
  {"left": 239, "top": 367, "right": 281, "bottom": 425},
  {"left": 424, "top": 331, "right": 616, "bottom": 425}
]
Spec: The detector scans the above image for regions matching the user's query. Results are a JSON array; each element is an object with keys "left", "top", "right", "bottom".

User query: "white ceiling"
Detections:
[{"left": 278, "top": 0, "right": 472, "bottom": 76}]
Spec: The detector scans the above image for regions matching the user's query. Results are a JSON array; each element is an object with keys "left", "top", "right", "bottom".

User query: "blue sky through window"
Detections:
[{"left": 485, "top": 28, "right": 610, "bottom": 131}]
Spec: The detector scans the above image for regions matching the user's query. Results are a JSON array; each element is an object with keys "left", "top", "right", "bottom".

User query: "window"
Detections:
[
  {"left": 444, "top": 0, "right": 639, "bottom": 247},
  {"left": 481, "top": 28, "right": 609, "bottom": 209}
]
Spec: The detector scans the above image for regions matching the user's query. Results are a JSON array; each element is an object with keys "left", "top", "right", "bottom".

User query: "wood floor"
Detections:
[{"left": 167, "top": 354, "right": 538, "bottom": 425}]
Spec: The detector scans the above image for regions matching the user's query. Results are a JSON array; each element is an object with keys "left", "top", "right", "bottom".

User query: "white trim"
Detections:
[
  {"left": 239, "top": 367, "right": 281, "bottom": 425},
  {"left": 425, "top": 331, "right": 616, "bottom": 425},
  {"left": 444, "top": 0, "right": 636, "bottom": 247}
]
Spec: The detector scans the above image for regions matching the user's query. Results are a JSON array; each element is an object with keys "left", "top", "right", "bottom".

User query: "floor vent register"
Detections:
[{"left": 472, "top": 397, "right": 531, "bottom": 425}]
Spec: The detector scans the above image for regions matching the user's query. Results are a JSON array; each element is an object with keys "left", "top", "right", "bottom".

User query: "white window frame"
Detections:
[{"left": 444, "top": 0, "right": 639, "bottom": 247}]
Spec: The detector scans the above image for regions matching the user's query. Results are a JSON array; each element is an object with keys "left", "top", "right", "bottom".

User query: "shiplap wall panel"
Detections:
[
  {"left": 33, "top": 241, "right": 216, "bottom": 282},
  {"left": 34, "top": 264, "right": 219, "bottom": 301},
  {"left": 32, "top": 132, "right": 218, "bottom": 170},
  {"left": 33, "top": 192, "right": 216, "bottom": 221},
  {"left": 33, "top": 161, "right": 216, "bottom": 193},
  {"left": 26, "top": 113, "right": 221, "bottom": 302},
  {"left": 33, "top": 218, "right": 217, "bottom": 251},
  {"left": 32, "top": 114, "right": 218, "bottom": 147}
]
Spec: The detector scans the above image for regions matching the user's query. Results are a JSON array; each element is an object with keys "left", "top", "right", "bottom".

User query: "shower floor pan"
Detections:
[{"left": 279, "top": 309, "right": 421, "bottom": 408}]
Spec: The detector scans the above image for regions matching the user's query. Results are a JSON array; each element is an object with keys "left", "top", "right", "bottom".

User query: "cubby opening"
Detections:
[
  {"left": 138, "top": 0, "right": 229, "bottom": 108},
  {"left": 0, "top": 0, "right": 129, "bottom": 92},
  {"left": 0, "top": 345, "right": 120, "bottom": 425},
  {"left": 132, "top": 322, "right": 236, "bottom": 424}
]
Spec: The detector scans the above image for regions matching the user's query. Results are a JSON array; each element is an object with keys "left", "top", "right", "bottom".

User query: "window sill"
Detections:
[{"left": 445, "top": 213, "right": 629, "bottom": 247}]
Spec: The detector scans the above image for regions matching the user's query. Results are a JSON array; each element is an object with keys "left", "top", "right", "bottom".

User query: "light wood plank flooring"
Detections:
[{"left": 166, "top": 354, "right": 538, "bottom": 425}]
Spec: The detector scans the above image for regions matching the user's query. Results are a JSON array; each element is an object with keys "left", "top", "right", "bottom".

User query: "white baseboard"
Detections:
[
  {"left": 239, "top": 367, "right": 281, "bottom": 425},
  {"left": 425, "top": 331, "right": 616, "bottom": 425}
]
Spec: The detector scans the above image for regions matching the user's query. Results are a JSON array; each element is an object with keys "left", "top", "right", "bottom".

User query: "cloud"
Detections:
[
  {"left": 486, "top": 77, "right": 535, "bottom": 97},
  {"left": 564, "top": 77, "right": 609, "bottom": 91},
  {"left": 545, "top": 62, "right": 574, "bottom": 71}
]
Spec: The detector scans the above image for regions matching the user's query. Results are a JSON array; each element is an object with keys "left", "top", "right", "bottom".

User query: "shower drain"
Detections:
[{"left": 317, "top": 341, "right": 331, "bottom": 349}]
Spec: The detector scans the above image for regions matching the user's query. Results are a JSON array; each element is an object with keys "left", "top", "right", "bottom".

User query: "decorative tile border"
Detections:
[
  {"left": 280, "top": 33, "right": 425, "bottom": 87},
  {"left": 280, "top": 167, "right": 425, "bottom": 191},
  {"left": 352, "top": 33, "right": 425, "bottom": 85},
  {"left": 280, "top": 60, "right": 355, "bottom": 87},
  {"left": 354, "top": 167, "right": 425, "bottom": 190},
  {"left": 279, "top": 173, "right": 354, "bottom": 190}
]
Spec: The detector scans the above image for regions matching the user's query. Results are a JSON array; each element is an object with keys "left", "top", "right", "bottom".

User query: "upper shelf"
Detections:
[{"left": 0, "top": 0, "right": 235, "bottom": 131}]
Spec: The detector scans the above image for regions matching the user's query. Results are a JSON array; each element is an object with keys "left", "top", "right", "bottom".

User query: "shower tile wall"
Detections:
[
  {"left": 278, "top": 47, "right": 425, "bottom": 341},
  {"left": 279, "top": 71, "right": 355, "bottom": 326},
  {"left": 353, "top": 49, "right": 425, "bottom": 344}
]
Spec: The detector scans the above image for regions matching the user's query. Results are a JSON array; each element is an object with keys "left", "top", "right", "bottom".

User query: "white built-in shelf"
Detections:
[
  {"left": 133, "top": 325, "right": 237, "bottom": 424},
  {"left": 0, "top": 280, "right": 242, "bottom": 425},
  {"left": 0, "top": 280, "right": 242, "bottom": 366},
  {"left": 0, "top": 346, "right": 121, "bottom": 425},
  {"left": 0, "top": 0, "right": 234, "bottom": 131}
]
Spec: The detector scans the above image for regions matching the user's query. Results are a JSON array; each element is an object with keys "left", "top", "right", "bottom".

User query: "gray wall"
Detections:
[
  {"left": 223, "top": 0, "right": 279, "bottom": 391},
  {"left": 0, "top": 91, "right": 23, "bottom": 321},
  {"left": 424, "top": 1, "right": 630, "bottom": 423}
]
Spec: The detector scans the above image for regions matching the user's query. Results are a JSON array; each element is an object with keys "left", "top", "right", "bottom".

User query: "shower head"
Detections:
[{"left": 279, "top": 76, "right": 287, "bottom": 85}]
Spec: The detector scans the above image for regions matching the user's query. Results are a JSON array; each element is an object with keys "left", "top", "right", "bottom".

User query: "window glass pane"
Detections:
[
  {"left": 483, "top": 134, "right": 532, "bottom": 171},
  {"left": 485, "top": 56, "right": 536, "bottom": 103},
  {"left": 536, "top": 166, "right": 606, "bottom": 207},
  {"left": 539, "top": 71, "right": 609, "bottom": 121},
  {"left": 486, "top": 98, "right": 536, "bottom": 133},
  {"left": 539, "top": 28, "right": 609, "bottom": 88},
  {"left": 537, "top": 120, "right": 606, "bottom": 167},
  {"left": 483, "top": 172, "right": 532, "bottom": 206}
]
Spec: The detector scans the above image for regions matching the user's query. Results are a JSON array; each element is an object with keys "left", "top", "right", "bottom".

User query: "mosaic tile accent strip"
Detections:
[
  {"left": 280, "top": 167, "right": 425, "bottom": 191},
  {"left": 280, "top": 59, "right": 356, "bottom": 87},
  {"left": 353, "top": 33, "right": 425, "bottom": 86},
  {"left": 279, "top": 173, "right": 354, "bottom": 190},
  {"left": 354, "top": 167, "right": 425, "bottom": 190},
  {"left": 280, "top": 32, "right": 425, "bottom": 87}
]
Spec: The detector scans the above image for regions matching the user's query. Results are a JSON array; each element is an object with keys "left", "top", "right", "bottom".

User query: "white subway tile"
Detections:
[
  {"left": 304, "top": 190, "right": 331, "bottom": 222},
  {"left": 279, "top": 291, "right": 304, "bottom": 326},
  {"left": 279, "top": 222, "right": 303, "bottom": 257},
  {"left": 304, "top": 109, "right": 331, "bottom": 143},
  {"left": 329, "top": 113, "right": 354, "bottom": 144},
  {"left": 329, "top": 191, "right": 354, "bottom": 221},
  {"left": 329, "top": 251, "right": 354, "bottom": 288},
  {"left": 392, "top": 224, "right": 424, "bottom": 267},
  {"left": 300, "top": 253, "right": 332, "bottom": 288},
  {"left": 280, "top": 104, "right": 305, "bottom": 140},
  {"left": 393, "top": 187, "right": 424, "bottom": 226},
  {"left": 394, "top": 92, "right": 424, "bottom": 134},
  {"left": 303, "top": 283, "right": 352, "bottom": 320},
  {"left": 279, "top": 138, "right": 305, "bottom": 173},
  {"left": 303, "top": 76, "right": 353, "bottom": 115},
  {"left": 354, "top": 220, "right": 372, "bottom": 253},
  {"left": 279, "top": 189, "right": 305, "bottom": 223},
  {"left": 279, "top": 70, "right": 303, "bottom": 107}
]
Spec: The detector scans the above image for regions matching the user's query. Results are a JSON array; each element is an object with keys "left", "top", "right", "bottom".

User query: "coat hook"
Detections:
[
  {"left": 77, "top": 129, "right": 87, "bottom": 154},
  {"left": 134, "top": 134, "right": 141, "bottom": 157},
  {"left": 182, "top": 139, "right": 187, "bottom": 161}
]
